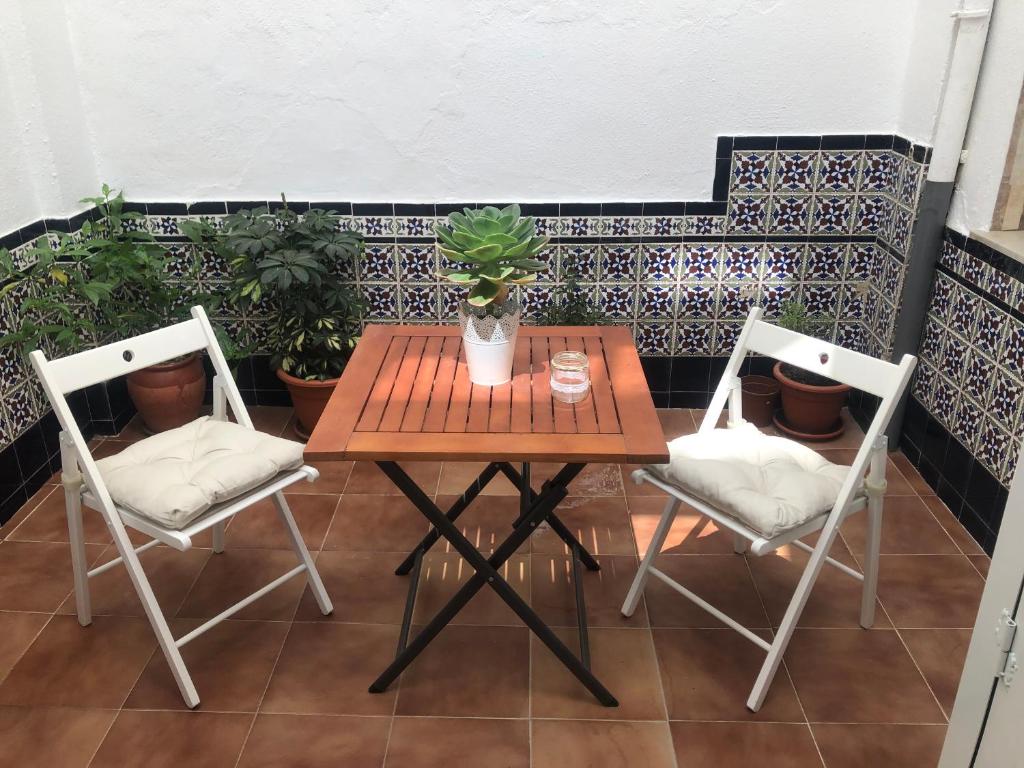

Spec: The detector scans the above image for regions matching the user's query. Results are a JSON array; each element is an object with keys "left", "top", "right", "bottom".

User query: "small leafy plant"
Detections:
[
  {"left": 538, "top": 252, "right": 605, "bottom": 326},
  {"left": 0, "top": 185, "right": 176, "bottom": 357},
  {"left": 775, "top": 299, "right": 837, "bottom": 386},
  {"left": 434, "top": 204, "right": 549, "bottom": 313},
  {"left": 218, "top": 197, "right": 363, "bottom": 381}
]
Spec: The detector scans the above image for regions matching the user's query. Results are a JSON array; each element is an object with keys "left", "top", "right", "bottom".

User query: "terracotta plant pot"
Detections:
[
  {"left": 277, "top": 368, "right": 338, "bottom": 439},
  {"left": 772, "top": 361, "right": 850, "bottom": 440},
  {"left": 740, "top": 374, "right": 781, "bottom": 428},
  {"left": 126, "top": 352, "right": 206, "bottom": 433}
]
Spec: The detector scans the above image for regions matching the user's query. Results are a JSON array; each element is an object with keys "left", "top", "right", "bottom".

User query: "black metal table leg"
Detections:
[{"left": 370, "top": 460, "right": 619, "bottom": 707}]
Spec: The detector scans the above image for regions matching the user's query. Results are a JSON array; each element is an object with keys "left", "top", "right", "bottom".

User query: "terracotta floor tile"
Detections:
[
  {"left": 249, "top": 406, "right": 294, "bottom": 437},
  {"left": 890, "top": 451, "right": 936, "bottom": 496},
  {"left": 0, "top": 540, "right": 105, "bottom": 612},
  {"left": 124, "top": 619, "right": 289, "bottom": 712},
  {"left": 293, "top": 550, "right": 411, "bottom": 624},
  {"left": 746, "top": 542, "right": 891, "bottom": 629},
  {"left": 177, "top": 549, "right": 310, "bottom": 621},
  {"left": 298, "top": 461, "right": 353, "bottom": 494},
  {"left": 345, "top": 461, "right": 442, "bottom": 495},
  {"left": 0, "top": 615, "right": 156, "bottom": 708},
  {"left": 434, "top": 494, "right": 527, "bottom": 554},
  {"left": 237, "top": 713, "right": 391, "bottom": 768},
  {"left": 386, "top": 716, "right": 529, "bottom": 768},
  {"left": 91, "top": 710, "right": 253, "bottom": 768},
  {"left": 0, "top": 705, "right": 116, "bottom": 768},
  {"left": 91, "top": 439, "right": 138, "bottom": 460},
  {"left": 644, "top": 554, "right": 769, "bottom": 628},
  {"left": 628, "top": 496, "right": 738, "bottom": 555},
  {"left": 531, "top": 554, "right": 647, "bottom": 627},
  {"left": 784, "top": 628, "right": 944, "bottom": 723},
  {"left": 652, "top": 627, "right": 805, "bottom": 722},
  {"left": 531, "top": 462, "right": 626, "bottom": 497},
  {"left": 0, "top": 482, "right": 59, "bottom": 540},
  {"left": 921, "top": 496, "right": 986, "bottom": 555},
  {"left": 900, "top": 628, "right": 972, "bottom": 716},
  {"left": 841, "top": 495, "right": 960, "bottom": 555},
  {"left": 811, "top": 723, "right": 946, "bottom": 768},
  {"left": 532, "top": 719, "right": 676, "bottom": 768},
  {"left": 969, "top": 554, "right": 990, "bottom": 578},
  {"left": 622, "top": 464, "right": 670, "bottom": 497},
  {"left": 57, "top": 545, "right": 210, "bottom": 619},
  {"left": 225, "top": 493, "right": 338, "bottom": 550},
  {"left": 322, "top": 494, "right": 429, "bottom": 552},
  {"left": 0, "top": 613, "right": 49, "bottom": 682},
  {"left": 670, "top": 721, "right": 822, "bottom": 768},
  {"left": 412, "top": 552, "right": 530, "bottom": 627},
  {"left": 532, "top": 627, "right": 666, "bottom": 720},
  {"left": 261, "top": 622, "right": 399, "bottom": 716},
  {"left": 396, "top": 625, "right": 530, "bottom": 717},
  {"left": 5, "top": 486, "right": 111, "bottom": 544},
  {"left": 114, "top": 415, "right": 149, "bottom": 442},
  {"left": 876, "top": 555, "right": 985, "bottom": 628},
  {"left": 437, "top": 461, "right": 520, "bottom": 496},
  {"left": 531, "top": 497, "right": 635, "bottom": 556},
  {"left": 658, "top": 407, "right": 697, "bottom": 439}
]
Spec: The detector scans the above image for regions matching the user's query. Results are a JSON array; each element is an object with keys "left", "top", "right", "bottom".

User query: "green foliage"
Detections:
[
  {"left": 215, "top": 196, "right": 363, "bottom": 381},
  {"left": 776, "top": 299, "right": 813, "bottom": 337},
  {"left": 0, "top": 185, "right": 178, "bottom": 358},
  {"left": 774, "top": 299, "right": 838, "bottom": 386},
  {"left": 434, "top": 204, "right": 549, "bottom": 312},
  {"left": 538, "top": 252, "right": 605, "bottom": 326}
]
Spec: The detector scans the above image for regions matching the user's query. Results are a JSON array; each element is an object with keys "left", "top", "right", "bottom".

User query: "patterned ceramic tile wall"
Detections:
[{"left": 0, "top": 134, "right": 930, "bottom": 524}]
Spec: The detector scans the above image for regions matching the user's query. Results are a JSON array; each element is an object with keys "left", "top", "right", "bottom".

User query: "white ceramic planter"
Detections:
[{"left": 458, "top": 300, "right": 521, "bottom": 386}]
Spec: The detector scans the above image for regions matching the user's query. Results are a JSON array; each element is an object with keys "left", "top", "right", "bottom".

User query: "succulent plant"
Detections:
[{"left": 434, "top": 204, "right": 549, "bottom": 311}]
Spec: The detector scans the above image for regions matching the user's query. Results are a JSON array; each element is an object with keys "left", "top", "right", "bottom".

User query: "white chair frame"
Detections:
[
  {"left": 621, "top": 307, "right": 916, "bottom": 711},
  {"left": 30, "top": 305, "right": 333, "bottom": 709}
]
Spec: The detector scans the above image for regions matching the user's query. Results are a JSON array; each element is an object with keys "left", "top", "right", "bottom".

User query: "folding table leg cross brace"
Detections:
[{"left": 369, "top": 460, "right": 619, "bottom": 707}]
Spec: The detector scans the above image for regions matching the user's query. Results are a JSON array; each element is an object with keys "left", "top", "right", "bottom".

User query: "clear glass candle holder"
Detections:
[{"left": 550, "top": 350, "right": 590, "bottom": 403}]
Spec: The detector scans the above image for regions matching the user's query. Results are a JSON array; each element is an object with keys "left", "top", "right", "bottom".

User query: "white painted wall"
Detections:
[
  {"left": 896, "top": 0, "right": 958, "bottom": 144},
  {"left": 0, "top": 0, "right": 98, "bottom": 233},
  {"left": 947, "top": 0, "right": 1024, "bottom": 234},
  {"left": 57, "top": 0, "right": 918, "bottom": 204}
]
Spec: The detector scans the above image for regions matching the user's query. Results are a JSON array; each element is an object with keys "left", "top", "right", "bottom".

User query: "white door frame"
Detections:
[{"left": 940, "top": 439, "right": 1024, "bottom": 767}]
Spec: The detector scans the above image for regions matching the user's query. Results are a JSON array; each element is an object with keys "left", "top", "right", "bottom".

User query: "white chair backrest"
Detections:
[{"left": 699, "top": 307, "right": 917, "bottom": 515}]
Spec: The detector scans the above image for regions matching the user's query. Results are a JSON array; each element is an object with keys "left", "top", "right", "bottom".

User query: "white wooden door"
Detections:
[{"left": 941, "top": 442, "right": 1024, "bottom": 767}]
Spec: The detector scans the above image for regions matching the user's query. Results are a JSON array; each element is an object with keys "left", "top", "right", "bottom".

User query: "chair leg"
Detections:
[
  {"left": 211, "top": 521, "right": 226, "bottom": 554},
  {"left": 63, "top": 479, "right": 92, "bottom": 626},
  {"left": 109, "top": 524, "right": 200, "bottom": 708},
  {"left": 272, "top": 492, "right": 333, "bottom": 615},
  {"left": 622, "top": 497, "right": 680, "bottom": 617},
  {"left": 733, "top": 533, "right": 748, "bottom": 554},
  {"left": 746, "top": 520, "right": 842, "bottom": 712},
  {"left": 860, "top": 437, "right": 887, "bottom": 629}
]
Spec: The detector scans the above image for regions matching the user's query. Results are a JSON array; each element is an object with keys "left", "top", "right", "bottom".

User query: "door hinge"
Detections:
[{"left": 996, "top": 609, "right": 1019, "bottom": 687}]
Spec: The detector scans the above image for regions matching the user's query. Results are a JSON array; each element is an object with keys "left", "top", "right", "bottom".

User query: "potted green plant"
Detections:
[
  {"left": 538, "top": 252, "right": 605, "bottom": 326},
  {"left": 772, "top": 300, "right": 849, "bottom": 439},
  {"left": 219, "top": 197, "right": 363, "bottom": 437},
  {"left": 0, "top": 185, "right": 210, "bottom": 433},
  {"left": 435, "top": 205, "right": 549, "bottom": 385}
]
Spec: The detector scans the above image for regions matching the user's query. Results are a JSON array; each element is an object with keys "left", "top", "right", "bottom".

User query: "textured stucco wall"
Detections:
[{"left": 56, "top": 0, "right": 919, "bottom": 204}]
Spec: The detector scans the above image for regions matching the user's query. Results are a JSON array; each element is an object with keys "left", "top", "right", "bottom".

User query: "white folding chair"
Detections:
[
  {"left": 30, "top": 305, "right": 333, "bottom": 709},
  {"left": 622, "top": 306, "right": 916, "bottom": 711}
]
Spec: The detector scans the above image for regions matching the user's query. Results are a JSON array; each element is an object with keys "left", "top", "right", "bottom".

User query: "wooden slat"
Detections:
[
  {"left": 583, "top": 335, "right": 621, "bottom": 434},
  {"left": 378, "top": 336, "right": 427, "bottom": 432},
  {"left": 565, "top": 336, "right": 599, "bottom": 433},
  {"left": 488, "top": 370, "right": 513, "bottom": 433},
  {"left": 340, "top": 431, "right": 634, "bottom": 463},
  {"left": 401, "top": 335, "right": 444, "bottom": 432},
  {"left": 509, "top": 337, "right": 533, "bottom": 433},
  {"left": 354, "top": 334, "right": 410, "bottom": 432},
  {"left": 444, "top": 345, "right": 473, "bottom": 433},
  {"left": 466, "top": 379, "right": 491, "bottom": 433},
  {"left": 306, "top": 325, "right": 393, "bottom": 455},
  {"left": 422, "top": 336, "right": 461, "bottom": 432},
  {"left": 547, "top": 337, "right": 577, "bottom": 435},
  {"left": 601, "top": 325, "right": 669, "bottom": 462},
  {"left": 530, "top": 336, "right": 554, "bottom": 433}
]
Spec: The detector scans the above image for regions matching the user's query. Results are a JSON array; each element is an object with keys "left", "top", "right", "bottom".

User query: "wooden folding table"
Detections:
[{"left": 305, "top": 324, "right": 667, "bottom": 706}]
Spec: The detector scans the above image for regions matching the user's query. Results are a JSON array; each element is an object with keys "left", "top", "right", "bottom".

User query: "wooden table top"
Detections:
[{"left": 304, "top": 325, "right": 668, "bottom": 464}]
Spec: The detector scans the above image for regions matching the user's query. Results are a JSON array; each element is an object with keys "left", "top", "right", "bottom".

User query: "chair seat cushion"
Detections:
[
  {"left": 95, "top": 416, "right": 306, "bottom": 530},
  {"left": 647, "top": 423, "right": 853, "bottom": 538}
]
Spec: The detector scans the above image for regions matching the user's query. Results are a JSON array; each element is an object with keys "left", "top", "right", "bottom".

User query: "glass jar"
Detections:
[{"left": 550, "top": 350, "right": 590, "bottom": 403}]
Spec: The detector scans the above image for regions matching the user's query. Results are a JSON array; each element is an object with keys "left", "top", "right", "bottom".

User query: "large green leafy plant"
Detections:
[
  {"left": 538, "top": 252, "right": 605, "bottom": 326},
  {"left": 0, "top": 185, "right": 178, "bottom": 356},
  {"left": 218, "top": 198, "right": 363, "bottom": 381},
  {"left": 434, "top": 204, "right": 549, "bottom": 313}
]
